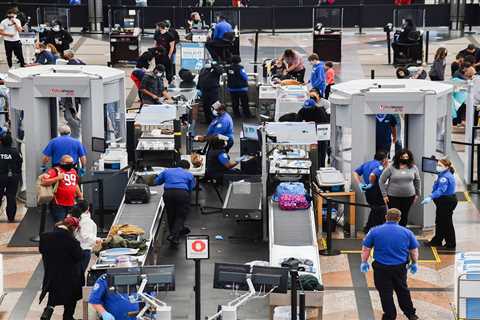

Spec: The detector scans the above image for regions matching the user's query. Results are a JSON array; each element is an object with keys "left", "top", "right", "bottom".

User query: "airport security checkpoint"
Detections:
[{"left": 1, "top": 1, "right": 480, "bottom": 320}]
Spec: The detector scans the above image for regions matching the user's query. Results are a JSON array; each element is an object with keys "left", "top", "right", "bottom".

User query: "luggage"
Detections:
[
  {"left": 125, "top": 184, "right": 151, "bottom": 204},
  {"left": 36, "top": 168, "right": 59, "bottom": 205},
  {"left": 272, "top": 182, "right": 306, "bottom": 202},
  {"left": 278, "top": 194, "right": 310, "bottom": 210}
]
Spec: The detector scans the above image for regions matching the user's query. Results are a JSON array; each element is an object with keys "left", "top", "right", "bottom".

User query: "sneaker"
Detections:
[
  {"left": 40, "top": 306, "right": 54, "bottom": 320},
  {"left": 180, "top": 227, "right": 191, "bottom": 236}
]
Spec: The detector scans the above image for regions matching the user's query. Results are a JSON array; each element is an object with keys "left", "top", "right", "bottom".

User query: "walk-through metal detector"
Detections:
[
  {"left": 330, "top": 79, "right": 453, "bottom": 231},
  {"left": 5, "top": 65, "right": 126, "bottom": 207}
]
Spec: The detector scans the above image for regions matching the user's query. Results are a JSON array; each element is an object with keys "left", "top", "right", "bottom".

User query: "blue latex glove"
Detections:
[
  {"left": 421, "top": 196, "right": 432, "bottom": 205},
  {"left": 363, "top": 183, "right": 373, "bottom": 190},
  {"left": 40, "top": 165, "right": 48, "bottom": 173},
  {"left": 408, "top": 263, "right": 418, "bottom": 275},
  {"left": 101, "top": 311, "right": 115, "bottom": 320},
  {"left": 360, "top": 261, "right": 370, "bottom": 273},
  {"left": 78, "top": 167, "right": 86, "bottom": 177},
  {"left": 359, "top": 183, "right": 367, "bottom": 191}
]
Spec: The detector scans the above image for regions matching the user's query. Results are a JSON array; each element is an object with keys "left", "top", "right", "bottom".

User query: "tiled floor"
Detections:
[{"left": 0, "top": 27, "right": 479, "bottom": 319}]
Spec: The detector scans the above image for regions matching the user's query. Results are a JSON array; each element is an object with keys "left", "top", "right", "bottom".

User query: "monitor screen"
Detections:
[
  {"left": 92, "top": 137, "right": 106, "bottom": 153},
  {"left": 243, "top": 124, "right": 259, "bottom": 141},
  {"left": 213, "top": 263, "right": 250, "bottom": 291},
  {"left": 251, "top": 265, "right": 289, "bottom": 294},
  {"left": 124, "top": 18, "right": 135, "bottom": 28},
  {"left": 422, "top": 157, "right": 438, "bottom": 174}
]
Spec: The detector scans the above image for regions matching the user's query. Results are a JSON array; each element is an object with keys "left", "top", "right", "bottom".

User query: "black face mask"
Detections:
[
  {"left": 309, "top": 96, "right": 318, "bottom": 102},
  {"left": 60, "top": 163, "right": 74, "bottom": 171},
  {"left": 399, "top": 159, "right": 409, "bottom": 165}
]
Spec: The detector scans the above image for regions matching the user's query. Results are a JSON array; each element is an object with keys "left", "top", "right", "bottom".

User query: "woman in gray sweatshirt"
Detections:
[
  {"left": 429, "top": 47, "right": 447, "bottom": 81},
  {"left": 379, "top": 149, "right": 421, "bottom": 227}
]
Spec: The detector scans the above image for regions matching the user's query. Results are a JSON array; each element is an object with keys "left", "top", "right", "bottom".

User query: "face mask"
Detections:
[
  {"left": 309, "top": 95, "right": 318, "bottom": 101},
  {"left": 399, "top": 159, "right": 409, "bottom": 165},
  {"left": 436, "top": 165, "right": 447, "bottom": 173},
  {"left": 212, "top": 109, "right": 219, "bottom": 117},
  {"left": 7, "top": 16, "right": 15, "bottom": 20},
  {"left": 155, "top": 72, "right": 164, "bottom": 78},
  {"left": 160, "top": 29, "right": 167, "bottom": 34},
  {"left": 52, "top": 26, "right": 60, "bottom": 32},
  {"left": 60, "top": 163, "right": 74, "bottom": 171},
  {"left": 194, "top": 19, "right": 200, "bottom": 23},
  {"left": 34, "top": 49, "right": 40, "bottom": 54}
]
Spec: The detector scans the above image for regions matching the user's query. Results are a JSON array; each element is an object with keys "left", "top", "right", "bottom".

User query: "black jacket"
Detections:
[
  {"left": 0, "top": 144, "right": 22, "bottom": 175},
  {"left": 297, "top": 106, "right": 329, "bottom": 124},
  {"left": 44, "top": 29, "right": 73, "bottom": 53},
  {"left": 227, "top": 64, "right": 248, "bottom": 89},
  {"left": 39, "top": 227, "right": 83, "bottom": 306},
  {"left": 197, "top": 65, "right": 223, "bottom": 90}
]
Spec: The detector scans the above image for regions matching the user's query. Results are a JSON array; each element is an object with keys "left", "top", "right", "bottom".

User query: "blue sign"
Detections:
[{"left": 181, "top": 42, "right": 205, "bottom": 71}]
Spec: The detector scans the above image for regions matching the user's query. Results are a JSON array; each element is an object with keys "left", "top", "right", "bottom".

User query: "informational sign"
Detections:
[
  {"left": 317, "top": 124, "right": 331, "bottom": 141},
  {"left": 181, "top": 42, "right": 205, "bottom": 71},
  {"left": 186, "top": 235, "right": 209, "bottom": 260},
  {"left": 379, "top": 105, "right": 405, "bottom": 113}
]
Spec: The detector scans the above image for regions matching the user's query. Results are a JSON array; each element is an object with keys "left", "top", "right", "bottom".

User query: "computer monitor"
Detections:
[
  {"left": 243, "top": 124, "right": 259, "bottom": 141},
  {"left": 142, "top": 265, "right": 176, "bottom": 291},
  {"left": 213, "top": 263, "right": 251, "bottom": 291},
  {"left": 422, "top": 157, "right": 438, "bottom": 174},
  {"left": 124, "top": 18, "right": 135, "bottom": 28},
  {"left": 92, "top": 137, "right": 106, "bottom": 153},
  {"left": 251, "top": 265, "right": 289, "bottom": 294}
]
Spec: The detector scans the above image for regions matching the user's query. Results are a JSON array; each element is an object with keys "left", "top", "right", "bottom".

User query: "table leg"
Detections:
[
  {"left": 195, "top": 176, "right": 200, "bottom": 206},
  {"left": 349, "top": 194, "right": 356, "bottom": 238}
]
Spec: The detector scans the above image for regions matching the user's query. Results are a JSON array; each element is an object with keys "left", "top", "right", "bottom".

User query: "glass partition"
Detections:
[
  {"left": 393, "top": 8, "right": 426, "bottom": 29},
  {"left": 104, "top": 101, "right": 124, "bottom": 147},
  {"left": 313, "top": 7, "right": 343, "bottom": 30},
  {"left": 212, "top": 9, "right": 240, "bottom": 29},
  {"left": 43, "top": 8, "right": 70, "bottom": 30}
]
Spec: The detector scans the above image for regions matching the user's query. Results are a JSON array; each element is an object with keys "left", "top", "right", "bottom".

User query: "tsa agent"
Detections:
[
  {"left": 205, "top": 138, "right": 241, "bottom": 180},
  {"left": 353, "top": 151, "right": 388, "bottom": 233},
  {"left": 361, "top": 208, "right": 419, "bottom": 320},
  {"left": 154, "top": 160, "right": 195, "bottom": 245},
  {"left": 197, "top": 102, "right": 234, "bottom": 152},
  {"left": 227, "top": 55, "right": 252, "bottom": 118},
  {"left": 0, "top": 134, "right": 22, "bottom": 222},
  {"left": 375, "top": 113, "right": 397, "bottom": 155},
  {"left": 421, "top": 158, "right": 457, "bottom": 249},
  {"left": 42, "top": 125, "right": 87, "bottom": 170}
]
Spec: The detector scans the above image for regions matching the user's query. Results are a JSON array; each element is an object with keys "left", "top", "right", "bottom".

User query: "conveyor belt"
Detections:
[
  {"left": 113, "top": 184, "right": 165, "bottom": 241},
  {"left": 271, "top": 201, "right": 313, "bottom": 246}
]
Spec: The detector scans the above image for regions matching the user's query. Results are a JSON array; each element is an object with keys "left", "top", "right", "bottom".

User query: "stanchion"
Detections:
[
  {"left": 290, "top": 270, "right": 299, "bottom": 320},
  {"left": 425, "top": 30, "right": 430, "bottom": 64},
  {"left": 299, "top": 292, "right": 305, "bottom": 320},
  {"left": 253, "top": 30, "right": 259, "bottom": 73},
  {"left": 386, "top": 30, "right": 391, "bottom": 65},
  {"left": 30, "top": 204, "right": 47, "bottom": 243},
  {"left": 194, "top": 259, "right": 201, "bottom": 320},
  {"left": 370, "top": 69, "right": 375, "bottom": 80},
  {"left": 319, "top": 199, "right": 340, "bottom": 256}
]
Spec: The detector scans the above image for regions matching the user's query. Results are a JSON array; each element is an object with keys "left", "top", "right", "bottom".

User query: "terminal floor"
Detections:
[{"left": 0, "top": 28, "right": 480, "bottom": 319}]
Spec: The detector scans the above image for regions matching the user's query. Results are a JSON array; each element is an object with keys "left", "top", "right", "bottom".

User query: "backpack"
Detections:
[
  {"left": 272, "top": 182, "right": 306, "bottom": 202},
  {"left": 278, "top": 194, "right": 310, "bottom": 210},
  {"left": 36, "top": 168, "right": 60, "bottom": 205}
]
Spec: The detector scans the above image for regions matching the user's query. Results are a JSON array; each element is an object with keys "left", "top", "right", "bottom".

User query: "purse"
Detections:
[
  {"left": 36, "top": 168, "right": 60, "bottom": 205},
  {"left": 278, "top": 194, "right": 310, "bottom": 210}
]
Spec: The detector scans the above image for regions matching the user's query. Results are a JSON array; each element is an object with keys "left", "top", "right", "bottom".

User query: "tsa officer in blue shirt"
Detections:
[
  {"left": 361, "top": 208, "right": 419, "bottom": 320},
  {"left": 42, "top": 125, "right": 87, "bottom": 174},
  {"left": 205, "top": 15, "right": 233, "bottom": 61},
  {"left": 89, "top": 274, "right": 139, "bottom": 320},
  {"left": 197, "top": 102, "right": 234, "bottom": 152},
  {"left": 421, "top": 158, "right": 457, "bottom": 249},
  {"left": 155, "top": 160, "right": 195, "bottom": 245},
  {"left": 376, "top": 114, "right": 397, "bottom": 155},
  {"left": 353, "top": 151, "right": 388, "bottom": 233},
  {"left": 205, "top": 138, "right": 242, "bottom": 181}
]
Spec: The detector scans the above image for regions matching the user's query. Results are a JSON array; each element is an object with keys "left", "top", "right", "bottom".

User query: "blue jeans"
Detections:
[
  {"left": 50, "top": 204, "right": 72, "bottom": 223},
  {"left": 80, "top": 250, "right": 91, "bottom": 279}
]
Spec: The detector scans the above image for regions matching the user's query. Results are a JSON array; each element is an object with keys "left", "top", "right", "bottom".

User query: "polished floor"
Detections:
[{"left": 0, "top": 27, "right": 479, "bottom": 319}]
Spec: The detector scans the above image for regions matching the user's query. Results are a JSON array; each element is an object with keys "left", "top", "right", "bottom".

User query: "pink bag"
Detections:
[{"left": 278, "top": 194, "right": 310, "bottom": 210}]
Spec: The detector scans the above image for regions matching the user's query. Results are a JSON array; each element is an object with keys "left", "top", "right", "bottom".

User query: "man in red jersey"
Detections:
[{"left": 41, "top": 155, "right": 83, "bottom": 222}]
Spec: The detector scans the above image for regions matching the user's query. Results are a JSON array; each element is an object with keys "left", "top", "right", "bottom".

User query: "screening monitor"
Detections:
[
  {"left": 92, "top": 137, "right": 106, "bottom": 153},
  {"left": 251, "top": 265, "right": 288, "bottom": 294},
  {"left": 422, "top": 157, "right": 438, "bottom": 174},
  {"left": 243, "top": 124, "right": 259, "bottom": 141},
  {"left": 214, "top": 263, "right": 251, "bottom": 291},
  {"left": 124, "top": 18, "right": 135, "bottom": 28}
]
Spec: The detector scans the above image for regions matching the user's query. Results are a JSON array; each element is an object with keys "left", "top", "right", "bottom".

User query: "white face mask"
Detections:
[
  {"left": 212, "top": 109, "right": 219, "bottom": 117},
  {"left": 436, "top": 165, "right": 447, "bottom": 173},
  {"left": 34, "top": 49, "right": 40, "bottom": 54},
  {"left": 160, "top": 29, "right": 167, "bottom": 34},
  {"left": 155, "top": 72, "right": 164, "bottom": 78},
  {"left": 52, "top": 26, "right": 60, "bottom": 32}
]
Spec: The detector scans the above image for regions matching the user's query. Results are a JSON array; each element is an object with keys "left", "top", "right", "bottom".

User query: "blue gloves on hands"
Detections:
[
  {"left": 359, "top": 183, "right": 373, "bottom": 192},
  {"left": 421, "top": 196, "right": 432, "bottom": 205},
  {"left": 408, "top": 263, "right": 418, "bottom": 275},
  {"left": 360, "top": 261, "right": 370, "bottom": 273},
  {"left": 78, "top": 167, "right": 86, "bottom": 177},
  {"left": 101, "top": 311, "right": 115, "bottom": 320}
]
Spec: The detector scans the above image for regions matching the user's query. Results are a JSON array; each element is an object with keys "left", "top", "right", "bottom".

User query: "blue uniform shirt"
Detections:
[
  {"left": 213, "top": 20, "right": 233, "bottom": 40},
  {"left": 355, "top": 160, "right": 384, "bottom": 184},
  {"left": 42, "top": 135, "right": 87, "bottom": 165},
  {"left": 363, "top": 222, "right": 419, "bottom": 266},
  {"left": 310, "top": 62, "right": 326, "bottom": 95},
  {"left": 207, "top": 113, "right": 234, "bottom": 142},
  {"left": 431, "top": 170, "right": 456, "bottom": 199},
  {"left": 375, "top": 114, "right": 397, "bottom": 152},
  {"left": 217, "top": 151, "right": 230, "bottom": 167},
  {"left": 89, "top": 275, "right": 139, "bottom": 320},
  {"left": 154, "top": 167, "right": 195, "bottom": 191},
  {"left": 228, "top": 67, "right": 249, "bottom": 92}
]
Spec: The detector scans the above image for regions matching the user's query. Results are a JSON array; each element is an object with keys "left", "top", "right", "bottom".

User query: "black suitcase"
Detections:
[{"left": 125, "top": 183, "right": 151, "bottom": 204}]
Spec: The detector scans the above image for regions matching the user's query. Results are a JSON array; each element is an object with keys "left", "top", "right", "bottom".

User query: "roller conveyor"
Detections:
[{"left": 272, "top": 201, "right": 313, "bottom": 246}]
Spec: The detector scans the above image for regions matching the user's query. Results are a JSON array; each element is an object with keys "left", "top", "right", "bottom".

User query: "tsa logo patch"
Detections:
[
  {"left": 93, "top": 283, "right": 100, "bottom": 291},
  {"left": 216, "top": 123, "right": 223, "bottom": 128},
  {"left": 440, "top": 177, "right": 447, "bottom": 183}
]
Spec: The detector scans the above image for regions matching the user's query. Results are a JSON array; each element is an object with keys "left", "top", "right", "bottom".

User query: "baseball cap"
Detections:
[{"left": 64, "top": 216, "right": 80, "bottom": 229}]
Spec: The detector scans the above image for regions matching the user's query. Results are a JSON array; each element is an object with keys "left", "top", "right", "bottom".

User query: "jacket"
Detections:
[
  {"left": 227, "top": 64, "right": 248, "bottom": 90},
  {"left": 39, "top": 227, "right": 83, "bottom": 305}
]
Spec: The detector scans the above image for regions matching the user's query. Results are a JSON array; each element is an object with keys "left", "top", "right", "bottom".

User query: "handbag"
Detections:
[
  {"left": 278, "top": 194, "right": 310, "bottom": 210},
  {"left": 36, "top": 168, "right": 60, "bottom": 205}
]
